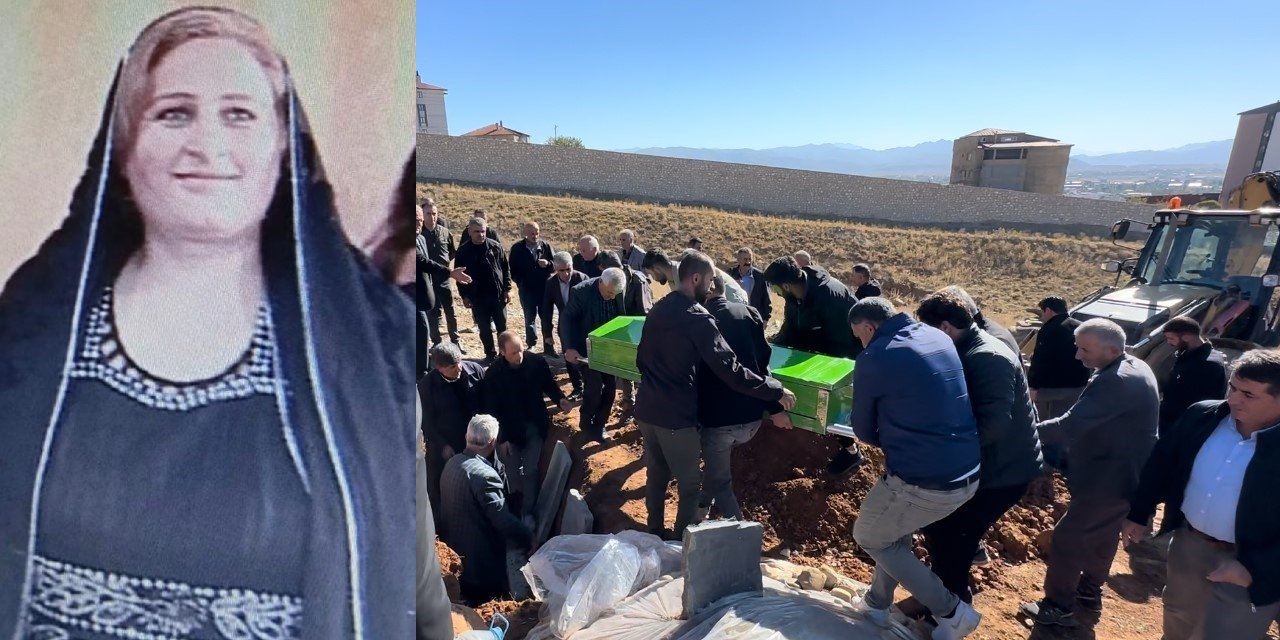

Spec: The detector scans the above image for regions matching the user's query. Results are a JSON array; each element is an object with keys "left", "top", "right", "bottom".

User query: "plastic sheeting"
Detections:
[{"left": 521, "top": 531, "right": 682, "bottom": 638}]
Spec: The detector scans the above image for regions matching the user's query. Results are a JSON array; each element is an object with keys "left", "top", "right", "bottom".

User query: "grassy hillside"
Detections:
[{"left": 419, "top": 182, "right": 1130, "bottom": 326}]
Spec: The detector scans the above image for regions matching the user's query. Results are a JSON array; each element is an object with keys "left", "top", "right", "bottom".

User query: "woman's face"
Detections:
[{"left": 125, "top": 38, "right": 282, "bottom": 243}]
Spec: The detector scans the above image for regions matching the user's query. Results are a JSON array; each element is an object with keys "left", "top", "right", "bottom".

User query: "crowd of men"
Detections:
[{"left": 416, "top": 197, "right": 1278, "bottom": 639}]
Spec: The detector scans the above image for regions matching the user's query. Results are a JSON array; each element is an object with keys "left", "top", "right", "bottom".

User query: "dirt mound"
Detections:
[
  {"left": 729, "top": 420, "right": 1070, "bottom": 592},
  {"left": 436, "top": 539, "right": 464, "bottom": 604},
  {"left": 474, "top": 599, "right": 542, "bottom": 639}
]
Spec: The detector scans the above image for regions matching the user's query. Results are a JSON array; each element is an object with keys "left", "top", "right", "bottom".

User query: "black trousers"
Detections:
[
  {"left": 428, "top": 286, "right": 460, "bottom": 344},
  {"left": 416, "top": 311, "right": 430, "bottom": 380},
  {"left": 470, "top": 296, "right": 508, "bottom": 358},
  {"left": 579, "top": 367, "right": 616, "bottom": 438},
  {"left": 921, "top": 482, "right": 1029, "bottom": 604},
  {"left": 565, "top": 360, "right": 584, "bottom": 393}
]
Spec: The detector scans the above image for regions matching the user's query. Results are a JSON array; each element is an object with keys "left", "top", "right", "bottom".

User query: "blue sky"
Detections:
[{"left": 419, "top": 0, "right": 1275, "bottom": 155}]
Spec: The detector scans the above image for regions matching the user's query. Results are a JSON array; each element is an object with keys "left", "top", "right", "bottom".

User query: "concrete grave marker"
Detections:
[
  {"left": 680, "top": 519, "right": 764, "bottom": 618},
  {"left": 533, "top": 440, "right": 572, "bottom": 546}
]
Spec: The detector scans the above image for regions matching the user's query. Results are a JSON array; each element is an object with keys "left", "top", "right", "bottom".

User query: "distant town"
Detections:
[{"left": 419, "top": 72, "right": 1277, "bottom": 206}]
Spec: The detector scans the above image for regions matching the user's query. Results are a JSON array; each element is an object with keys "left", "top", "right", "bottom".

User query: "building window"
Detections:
[
  {"left": 417, "top": 91, "right": 423, "bottom": 100},
  {"left": 418, "top": 104, "right": 427, "bottom": 128},
  {"left": 983, "top": 149, "right": 995, "bottom": 160},
  {"left": 992, "top": 148, "right": 1026, "bottom": 160}
]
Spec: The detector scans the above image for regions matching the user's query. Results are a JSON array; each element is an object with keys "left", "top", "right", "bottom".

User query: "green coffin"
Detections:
[{"left": 586, "top": 316, "right": 855, "bottom": 435}]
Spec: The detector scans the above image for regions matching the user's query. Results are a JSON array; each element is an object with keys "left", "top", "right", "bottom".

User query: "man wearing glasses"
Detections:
[{"left": 541, "top": 251, "right": 587, "bottom": 399}]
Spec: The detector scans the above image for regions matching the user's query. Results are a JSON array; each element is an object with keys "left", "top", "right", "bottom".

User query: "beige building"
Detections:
[
  {"left": 462, "top": 121, "right": 530, "bottom": 143},
  {"left": 950, "top": 128, "right": 1072, "bottom": 195},
  {"left": 1222, "top": 101, "right": 1280, "bottom": 198},
  {"left": 417, "top": 72, "right": 447, "bottom": 135}
]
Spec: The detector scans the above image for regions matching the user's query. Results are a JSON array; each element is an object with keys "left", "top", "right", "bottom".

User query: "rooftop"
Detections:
[
  {"left": 1239, "top": 101, "right": 1280, "bottom": 116},
  {"left": 984, "top": 141, "right": 1071, "bottom": 148},
  {"left": 963, "top": 128, "right": 1019, "bottom": 138},
  {"left": 463, "top": 121, "right": 530, "bottom": 138}
]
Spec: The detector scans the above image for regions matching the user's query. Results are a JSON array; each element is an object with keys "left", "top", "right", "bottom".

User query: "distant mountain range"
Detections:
[{"left": 618, "top": 139, "right": 1232, "bottom": 178}]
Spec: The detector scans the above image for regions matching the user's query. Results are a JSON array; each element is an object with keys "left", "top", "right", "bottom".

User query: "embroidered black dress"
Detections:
[{"left": 27, "top": 288, "right": 307, "bottom": 640}]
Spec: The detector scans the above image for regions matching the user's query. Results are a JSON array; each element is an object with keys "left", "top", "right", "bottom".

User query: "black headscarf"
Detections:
[{"left": 0, "top": 41, "right": 414, "bottom": 640}]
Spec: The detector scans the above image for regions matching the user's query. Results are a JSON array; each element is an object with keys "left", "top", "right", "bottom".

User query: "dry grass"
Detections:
[{"left": 420, "top": 182, "right": 1130, "bottom": 326}]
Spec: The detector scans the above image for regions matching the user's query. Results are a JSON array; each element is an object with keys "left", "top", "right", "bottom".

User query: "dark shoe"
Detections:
[
  {"left": 568, "top": 391, "right": 583, "bottom": 402},
  {"left": 826, "top": 447, "right": 864, "bottom": 477},
  {"left": 1075, "top": 583, "right": 1103, "bottom": 613},
  {"left": 1019, "top": 599, "right": 1079, "bottom": 628},
  {"left": 972, "top": 545, "right": 991, "bottom": 567}
]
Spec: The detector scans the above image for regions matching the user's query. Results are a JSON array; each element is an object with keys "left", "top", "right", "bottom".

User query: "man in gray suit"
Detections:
[
  {"left": 439, "top": 414, "right": 532, "bottom": 605},
  {"left": 1021, "top": 319, "right": 1159, "bottom": 628}
]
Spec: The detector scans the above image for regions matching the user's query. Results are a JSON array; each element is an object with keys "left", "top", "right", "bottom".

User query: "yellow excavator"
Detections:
[{"left": 1019, "top": 172, "right": 1280, "bottom": 378}]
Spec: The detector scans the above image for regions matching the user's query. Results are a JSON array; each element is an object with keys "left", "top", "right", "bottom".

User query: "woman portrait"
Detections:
[{"left": 0, "top": 6, "right": 415, "bottom": 639}]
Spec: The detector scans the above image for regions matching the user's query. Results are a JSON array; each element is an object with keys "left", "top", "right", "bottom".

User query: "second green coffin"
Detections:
[{"left": 585, "top": 315, "right": 855, "bottom": 434}]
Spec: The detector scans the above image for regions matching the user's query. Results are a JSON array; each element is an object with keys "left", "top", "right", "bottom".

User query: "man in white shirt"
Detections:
[{"left": 1125, "top": 348, "right": 1280, "bottom": 639}]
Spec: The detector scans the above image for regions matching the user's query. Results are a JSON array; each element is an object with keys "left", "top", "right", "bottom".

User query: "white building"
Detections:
[{"left": 416, "top": 72, "right": 447, "bottom": 135}]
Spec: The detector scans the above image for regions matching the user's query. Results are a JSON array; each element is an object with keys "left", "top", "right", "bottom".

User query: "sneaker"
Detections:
[
  {"left": 694, "top": 504, "right": 711, "bottom": 524},
  {"left": 1075, "top": 583, "right": 1103, "bottom": 613},
  {"left": 826, "top": 447, "right": 864, "bottom": 477},
  {"left": 972, "top": 546, "right": 991, "bottom": 567},
  {"left": 932, "top": 600, "right": 981, "bottom": 639},
  {"left": 1019, "top": 599, "right": 1078, "bottom": 628},
  {"left": 849, "top": 597, "right": 890, "bottom": 628}
]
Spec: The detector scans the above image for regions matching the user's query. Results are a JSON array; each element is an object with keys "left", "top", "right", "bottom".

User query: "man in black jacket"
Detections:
[
  {"left": 732, "top": 247, "right": 772, "bottom": 326},
  {"left": 696, "top": 275, "right": 789, "bottom": 522},
  {"left": 917, "top": 291, "right": 1044, "bottom": 605},
  {"left": 635, "top": 252, "right": 794, "bottom": 539},
  {"left": 573, "top": 235, "right": 603, "bottom": 278},
  {"left": 454, "top": 216, "right": 512, "bottom": 362},
  {"left": 1124, "top": 349, "right": 1280, "bottom": 639},
  {"left": 509, "top": 221, "right": 555, "bottom": 348},
  {"left": 562, "top": 268, "right": 628, "bottom": 442},
  {"left": 542, "top": 251, "right": 587, "bottom": 398},
  {"left": 763, "top": 255, "right": 864, "bottom": 475},
  {"left": 471, "top": 207, "right": 501, "bottom": 243},
  {"left": 1029, "top": 296, "right": 1090, "bottom": 422},
  {"left": 421, "top": 201, "right": 464, "bottom": 354},
  {"left": 1159, "top": 316, "right": 1228, "bottom": 436},
  {"left": 939, "top": 286, "right": 1020, "bottom": 358},
  {"left": 484, "top": 331, "right": 573, "bottom": 518},
  {"left": 851, "top": 263, "right": 882, "bottom": 300},
  {"left": 419, "top": 343, "right": 486, "bottom": 519}
]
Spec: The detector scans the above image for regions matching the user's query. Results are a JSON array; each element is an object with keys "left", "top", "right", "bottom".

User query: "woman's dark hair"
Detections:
[
  {"left": 763, "top": 256, "right": 804, "bottom": 286},
  {"left": 1231, "top": 349, "right": 1280, "bottom": 397},
  {"left": 916, "top": 291, "right": 975, "bottom": 330}
]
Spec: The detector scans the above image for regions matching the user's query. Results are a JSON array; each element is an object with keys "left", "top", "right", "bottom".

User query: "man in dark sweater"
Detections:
[
  {"left": 732, "top": 247, "right": 772, "bottom": 326},
  {"left": 573, "top": 235, "right": 603, "bottom": 278},
  {"left": 561, "top": 268, "right": 628, "bottom": 442},
  {"left": 851, "top": 263, "right": 882, "bottom": 300},
  {"left": 1158, "top": 316, "right": 1228, "bottom": 436},
  {"left": 917, "top": 291, "right": 1044, "bottom": 606},
  {"left": 764, "top": 256, "right": 864, "bottom": 476},
  {"left": 421, "top": 199, "right": 463, "bottom": 352},
  {"left": 635, "top": 252, "right": 794, "bottom": 539},
  {"left": 508, "top": 221, "right": 555, "bottom": 348},
  {"left": 483, "top": 331, "right": 572, "bottom": 518},
  {"left": 847, "top": 297, "right": 983, "bottom": 637},
  {"left": 1124, "top": 350, "right": 1280, "bottom": 639},
  {"left": 418, "top": 343, "right": 486, "bottom": 519},
  {"left": 1029, "top": 296, "right": 1091, "bottom": 422},
  {"left": 696, "top": 275, "right": 789, "bottom": 522},
  {"left": 454, "top": 217, "right": 512, "bottom": 362}
]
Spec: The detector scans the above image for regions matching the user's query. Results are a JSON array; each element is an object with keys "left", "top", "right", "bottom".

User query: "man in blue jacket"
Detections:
[{"left": 847, "top": 297, "right": 983, "bottom": 639}]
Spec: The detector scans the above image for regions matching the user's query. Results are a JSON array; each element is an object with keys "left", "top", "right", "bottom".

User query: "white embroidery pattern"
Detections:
[
  {"left": 68, "top": 288, "right": 276, "bottom": 411},
  {"left": 30, "top": 555, "right": 301, "bottom": 640}
]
